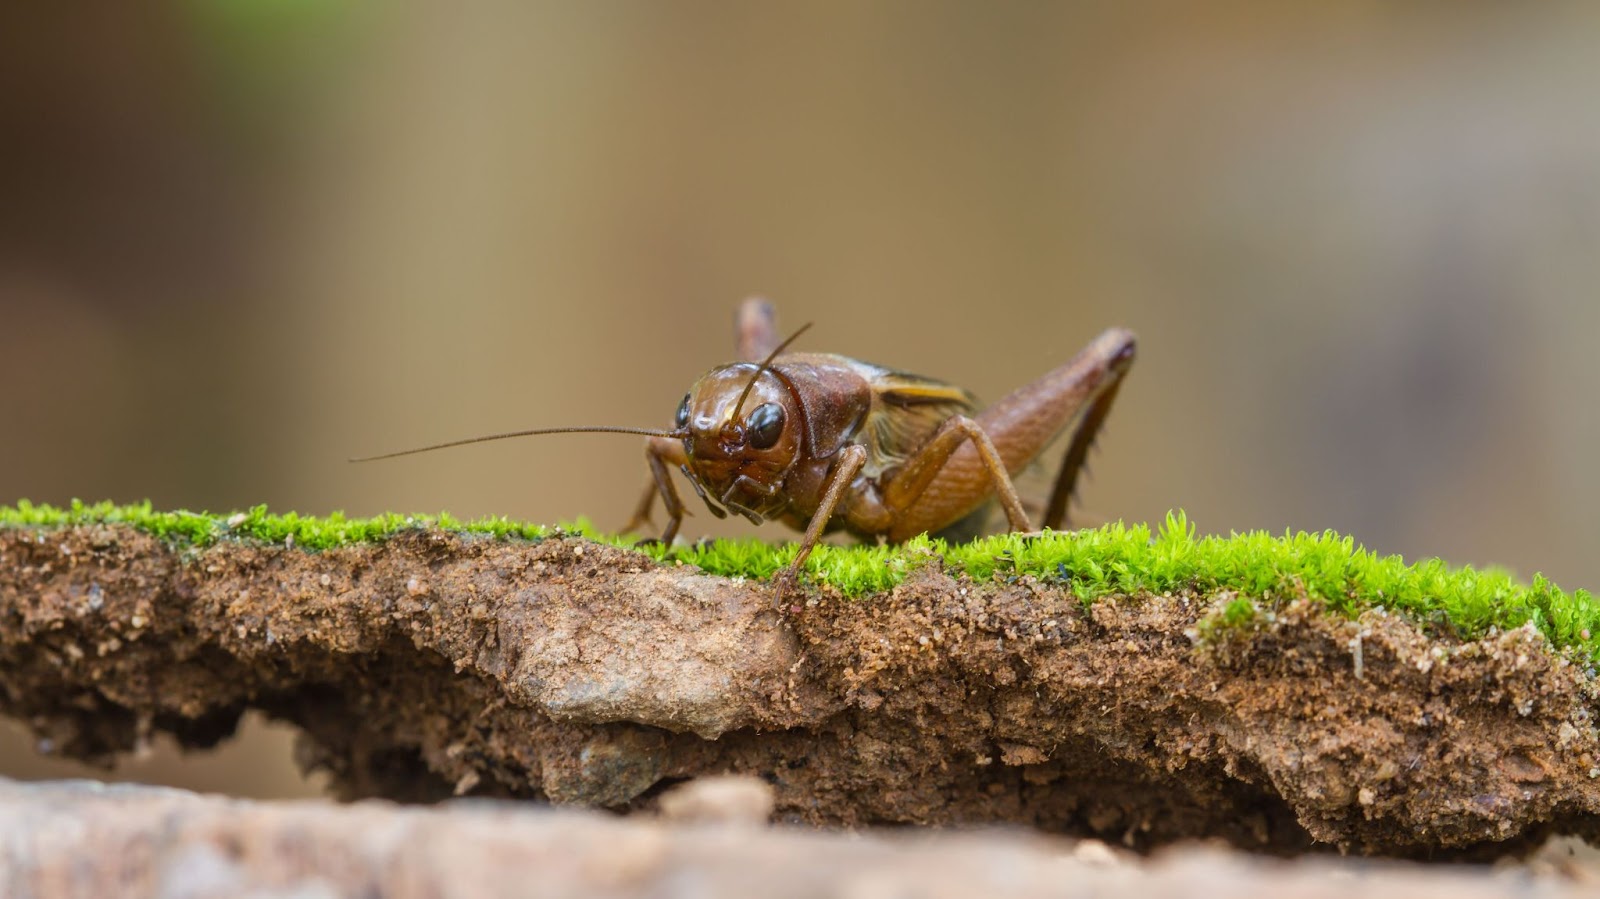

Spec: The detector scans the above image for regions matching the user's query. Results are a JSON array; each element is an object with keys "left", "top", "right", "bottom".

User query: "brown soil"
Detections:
[{"left": 3, "top": 525, "right": 1599, "bottom": 858}]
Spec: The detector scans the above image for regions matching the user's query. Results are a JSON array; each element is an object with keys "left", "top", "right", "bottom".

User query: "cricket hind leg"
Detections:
[
  {"left": 735, "top": 297, "right": 780, "bottom": 361},
  {"left": 881, "top": 415, "right": 1034, "bottom": 542},
  {"left": 1040, "top": 351, "right": 1132, "bottom": 530},
  {"left": 886, "top": 328, "right": 1136, "bottom": 541}
]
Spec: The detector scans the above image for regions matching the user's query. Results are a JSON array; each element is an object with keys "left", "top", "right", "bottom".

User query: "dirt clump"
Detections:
[{"left": 2, "top": 524, "right": 1599, "bottom": 857}]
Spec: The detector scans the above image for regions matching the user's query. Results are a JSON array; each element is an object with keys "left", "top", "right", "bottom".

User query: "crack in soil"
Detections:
[{"left": 2, "top": 525, "right": 1599, "bottom": 857}]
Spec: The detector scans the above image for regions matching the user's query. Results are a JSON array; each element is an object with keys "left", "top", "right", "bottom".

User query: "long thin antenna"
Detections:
[
  {"left": 350, "top": 425, "right": 684, "bottom": 463},
  {"left": 730, "top": 322, "right": 812, "bottom": 422}
]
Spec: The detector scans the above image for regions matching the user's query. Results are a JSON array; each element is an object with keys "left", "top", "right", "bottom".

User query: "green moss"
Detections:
[
  {"left": 5, "top": 502, "right": 1598, "bottom": 662},
  {"left": 1192, "top": 595, "right": 1262, "bottom": 645},
  {"left": 1219, "top": 595, "right": 1261, "bottom": 628},
  {"left": 0, "top": 499, "right": 553, "bottom": 551}
]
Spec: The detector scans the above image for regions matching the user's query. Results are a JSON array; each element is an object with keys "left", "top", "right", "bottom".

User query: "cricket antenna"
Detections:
[
  {"left": 350, "top": 425, "right": 685, "bottom": 463},
  {"left": 731, "top": 322, "right": 812, "bottom": 421}
]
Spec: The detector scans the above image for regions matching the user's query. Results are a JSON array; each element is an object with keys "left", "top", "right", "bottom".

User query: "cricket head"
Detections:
[{"left": 677, "top": 362, "right": 802, "bottom": 521}]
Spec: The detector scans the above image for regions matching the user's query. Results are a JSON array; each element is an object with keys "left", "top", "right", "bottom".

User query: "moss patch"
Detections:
[
  {"left": 0, "top": 499, "right": 552, "bottom": 551},
  {"left": 4, "top": 501, "right": 1598, "bottom": 661}
]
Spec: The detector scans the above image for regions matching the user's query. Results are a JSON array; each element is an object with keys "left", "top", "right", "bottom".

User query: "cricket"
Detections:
[{"left": 355, "top": 298, "right": 1136, "bottom": 586}]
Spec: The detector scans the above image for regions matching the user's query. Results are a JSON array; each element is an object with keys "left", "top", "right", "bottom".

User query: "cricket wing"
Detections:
[{"left": 861, "top": 369, "right": 980, "bottom": 475}]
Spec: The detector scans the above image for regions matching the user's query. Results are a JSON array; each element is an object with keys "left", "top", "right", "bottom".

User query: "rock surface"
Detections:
[{"left": 0, "top": 777, "right": 1593, "bottom": 899}]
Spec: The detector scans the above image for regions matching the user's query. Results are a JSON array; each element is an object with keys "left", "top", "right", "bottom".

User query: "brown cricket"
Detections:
[{"left": 355, "top": 298, "right": 1135, "bottom": 586}]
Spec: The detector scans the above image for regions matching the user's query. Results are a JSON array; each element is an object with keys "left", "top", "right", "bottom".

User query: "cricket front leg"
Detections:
[
  {"left": 622, "top": 436, "right": 691, "bottom": 546},
  {"left": 774, "top": 444, "right": 868, "bottom": 594}
]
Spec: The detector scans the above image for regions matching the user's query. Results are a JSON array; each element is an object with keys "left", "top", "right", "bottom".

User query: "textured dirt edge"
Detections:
[{"left": 2, "top": 524, "right": 1600, "bottom": 856}]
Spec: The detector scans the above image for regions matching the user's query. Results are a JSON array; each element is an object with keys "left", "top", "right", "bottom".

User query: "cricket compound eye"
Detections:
[
  {"left": 675, "top": 394, "right": 691, "bottom": 429},
  {"left": 747, "top": 402, "right": 785, "bottom": 449}
]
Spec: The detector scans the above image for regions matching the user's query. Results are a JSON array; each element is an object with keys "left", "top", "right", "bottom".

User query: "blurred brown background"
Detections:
[{"left": 3, "top": 3, "right": 1597, "bottom": 798}]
